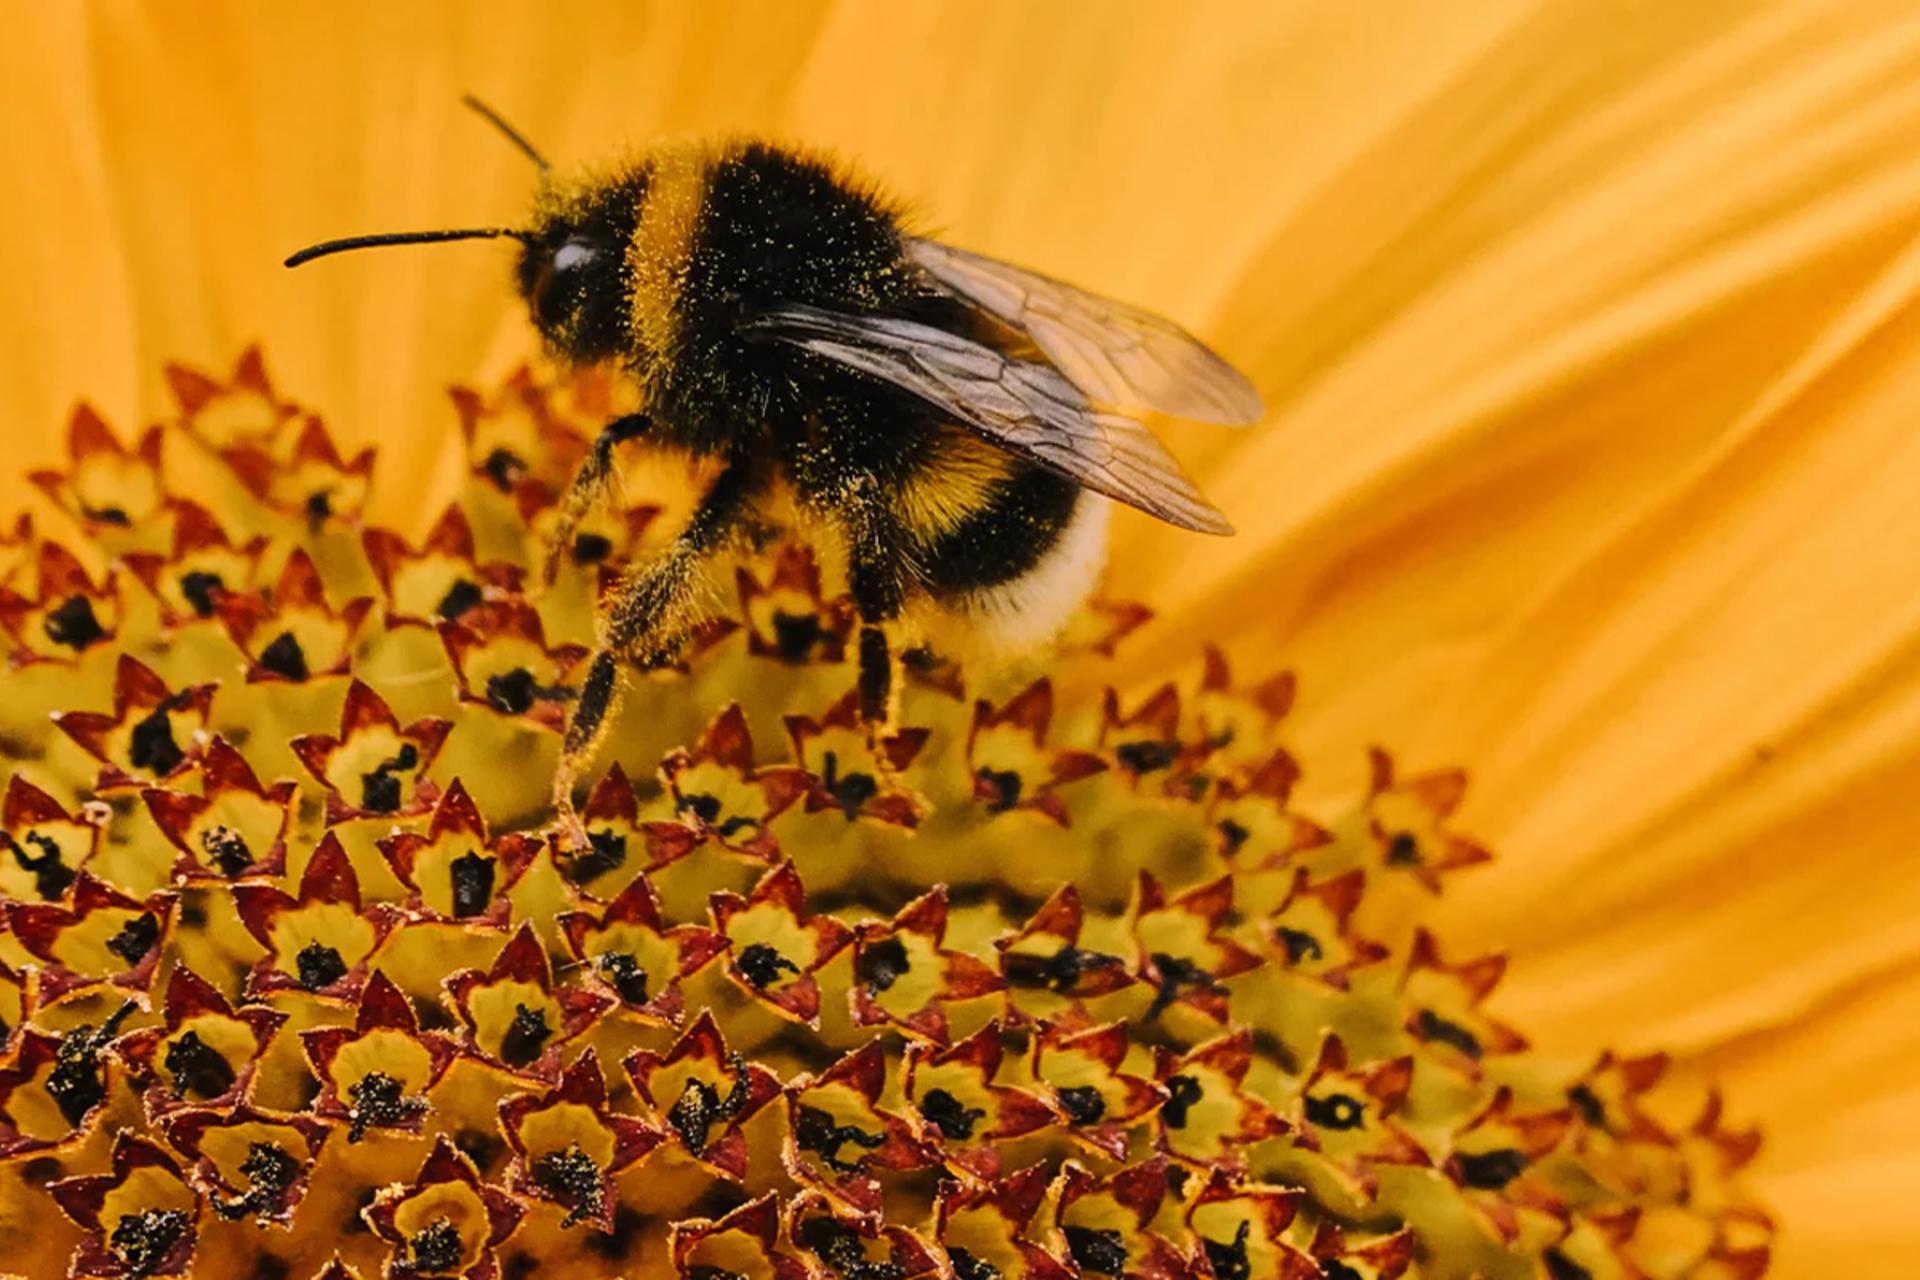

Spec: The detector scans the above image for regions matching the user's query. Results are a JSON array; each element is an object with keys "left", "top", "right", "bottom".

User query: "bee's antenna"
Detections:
[
  {"left": 462, "top": 94, "right": 550, "bottom": 171},
  {"left": 284, "top": 227, "right": 533, "bottom": 269}
]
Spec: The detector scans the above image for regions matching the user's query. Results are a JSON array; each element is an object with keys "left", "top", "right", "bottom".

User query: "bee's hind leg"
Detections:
[
  {"left": 843, "top": 488, "right": 911, "bottom": 767},
  {"left": 542, "top": 412, "right": 651, "bottom": 587},
  {"left": 856, "top": 625, "right": 898, "bottom": 732}
]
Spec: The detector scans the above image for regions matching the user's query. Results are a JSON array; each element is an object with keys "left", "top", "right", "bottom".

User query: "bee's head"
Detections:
[{"left": 515, "top": 172, "right": 644, "bottom": 365}]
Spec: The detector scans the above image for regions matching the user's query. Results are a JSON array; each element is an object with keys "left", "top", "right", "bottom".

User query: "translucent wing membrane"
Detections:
[
  {"left": 748, "top": 304, "right": 1234, "bottom": 534},
  {"left": 908, "top": 237, "right": 1264, "bottom": 425}
]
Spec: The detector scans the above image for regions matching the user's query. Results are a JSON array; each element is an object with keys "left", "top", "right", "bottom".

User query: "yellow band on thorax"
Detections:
[{"left": 628, "top": 143, "right": 711, "bottom": 361}]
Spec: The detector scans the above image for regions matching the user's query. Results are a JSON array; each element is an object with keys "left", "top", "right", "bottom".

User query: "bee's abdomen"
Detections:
[
  {"left": 914, "top": 460, "right": 1108, "bottom": 655},
  {"left": 913, "top": 461, "right": 1085, "bottom": 595}
]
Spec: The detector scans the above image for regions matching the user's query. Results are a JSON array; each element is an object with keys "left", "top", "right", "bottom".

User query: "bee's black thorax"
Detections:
[{"left": 648, "top": 142, "right": 924, "bottom": 458}]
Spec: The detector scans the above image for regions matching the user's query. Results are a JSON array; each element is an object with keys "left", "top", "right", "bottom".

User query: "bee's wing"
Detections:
[
  {"left": 748, "top": 304, "right": 1233, "bottom": 534},
  {"left": 907, "top": 237, "right": 1263, "bottom": 426}
]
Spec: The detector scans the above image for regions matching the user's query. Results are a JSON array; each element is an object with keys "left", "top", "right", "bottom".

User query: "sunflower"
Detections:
[{"left": 0, "top": 4, "right": 1912, "bottom": 1278}]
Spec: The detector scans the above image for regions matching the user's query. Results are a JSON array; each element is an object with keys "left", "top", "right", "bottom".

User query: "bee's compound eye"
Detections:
[{"left": 553, "top": 239, "right": 598, "bottom": 273}]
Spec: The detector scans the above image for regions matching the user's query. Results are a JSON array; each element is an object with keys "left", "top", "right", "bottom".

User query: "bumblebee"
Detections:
[{"left": 288, "top": 100, "right": 1261, "bottom": 831}]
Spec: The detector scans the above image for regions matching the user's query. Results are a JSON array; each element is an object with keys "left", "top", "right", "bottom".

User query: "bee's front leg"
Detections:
[
  {"left": 551, "top": 455, "right": 756, "bottom": 845},
  {"left": 542, "top": 412, "right": 651, "bottom": 587}
]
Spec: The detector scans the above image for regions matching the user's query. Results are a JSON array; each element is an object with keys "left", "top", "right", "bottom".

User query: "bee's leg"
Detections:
[
  {"left": 857, "top": 625, "right": 896, "bottom": 732},
  {"left": 551, "top": 456, "right": 755, "bottom": 843},
  {"left": 550, "top": 649, "right": 619, "bottom": 850},
  {"left": 842, "top": 488, "right": 910, "bottom": 752},
  {"left": 542, "top": 412, "right": 651, "bottom": 587}
]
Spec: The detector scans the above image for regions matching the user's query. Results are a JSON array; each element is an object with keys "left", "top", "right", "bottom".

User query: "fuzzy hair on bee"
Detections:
[{"left": 286, "top": 99, "right": 1263, "bottom": 841}]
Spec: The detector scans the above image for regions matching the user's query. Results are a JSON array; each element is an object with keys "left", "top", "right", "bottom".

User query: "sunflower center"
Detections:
[
  {"left": 106, "top": 911, "right": 161, "bottom": 967},
  {"left": 257, "top": 630, "right": 309, "bottom": 680},
  {"left": 1064, "top": 1226, "right": 1128, "bottom": 1276},
  {"left": 8, "top": 829, "right": 75, "bottom": 899},
  {"left": 401, "top": 1216, "right": 464, "bottom": 1273},
  {"left": 178, "top": 570, "right": 225, "bottom": 617},
  {"left": 201, "top": 824, "right": 253, "bottom": 877},
  {"left": 919, "top": 1088, "right": 986, "bottom": 1140},
  {"left": 347, "top": 1069, "right": 427, "bottom": 1141},
  {"left": 295, "top": 941, "right": 348, "bottom": 990},
  {"left": 1162, "top": 1073, "right": 1204, "bottom": 1128},
  {"left": 164, "top": 1029, "right": 236, "bottom": 1098},
  {"left": 794, "top": 1103, "right": 886, "bottom": 1172},
  {"left": 533, "top": 1142, "right": 606, "bottom": 1227},
  {"left": 499, "top": 1002, "right": 551, "bottom": 1066},
  {"left": 109, "top": 1208, "right": 189, "bottom": 1277},
  {"left": 1055, "top": 1085, "right": 1105, "bottom": 1126},
  {"left": 359, "top": 743, "right": 418, "bottom": 814},
  {"left": 1305, "top": 1093, "right": 1365, "bottom": 1130},
  {"left": 46, "top": 1002, "right": 135, "bottom": 1127},
  {"left": 856, "top": 937, "right": 910, "bottom": 992},
  {"left": 1457, "top": 1147, "right": 1529, "bottom": 1190},
  {"left": 1203, "top": 1222, "right": 1252, "bottom": 1280},
  {"left": 596, "top": 951, "right": 650, "bottom": 1004},
  {"left": 213, "top": 1141, "right": 299, "bottom": 1222},
  {"left": 43, "top": 595, "right": 105, "bottom": 649},
  {"left": 736, "top": 942, "right": 799, "bottom": 989}
]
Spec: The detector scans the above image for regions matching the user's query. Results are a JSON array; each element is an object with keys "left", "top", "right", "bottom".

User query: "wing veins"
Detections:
[
  {"left": 908, "top": 237, "right": 1263, "bottom": 425},
  {"left": 748, "top": 304, "right": 1233, "bottom": 535}
]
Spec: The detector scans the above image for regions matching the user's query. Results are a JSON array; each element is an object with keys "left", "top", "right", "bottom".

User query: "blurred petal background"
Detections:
[{"left": 2, "top": 1, "right": 1917, "bottom": 1273}]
